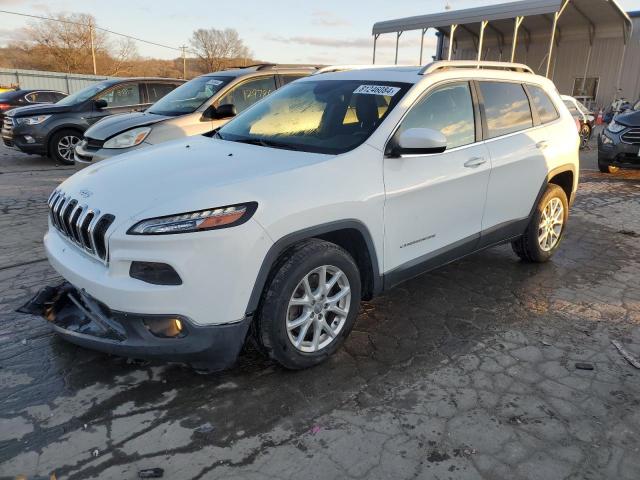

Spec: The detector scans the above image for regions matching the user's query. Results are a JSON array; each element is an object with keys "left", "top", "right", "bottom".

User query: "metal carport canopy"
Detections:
[{"left": 371, "top": 0, "right": 632, "bottom": 79}]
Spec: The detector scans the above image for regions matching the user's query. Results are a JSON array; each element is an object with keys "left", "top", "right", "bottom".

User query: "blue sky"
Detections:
[{"left": 1, "top": 0, "right": 639, "bottom": 64}]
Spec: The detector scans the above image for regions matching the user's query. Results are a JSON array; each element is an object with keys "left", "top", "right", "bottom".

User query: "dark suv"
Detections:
[
  {"left": 0, "top": 89, "right": 67, "bottom": 121},
  {"left": 1, "top": 77, "right": 184, "bottom": 164},
  {"left": 597, "top": 109, "right": 640, "bottom": 172}
]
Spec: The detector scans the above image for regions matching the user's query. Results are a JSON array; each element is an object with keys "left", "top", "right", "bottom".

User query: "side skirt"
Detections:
[{"left": 382, "top": 217, "right": 528, "bottom": 291}]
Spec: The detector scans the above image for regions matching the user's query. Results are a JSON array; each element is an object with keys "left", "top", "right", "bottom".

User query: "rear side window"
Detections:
[
  {"left": 280, "top": 75, "right": 306, "bottom": 86},
  {"left": 527, "top": 85, "right": 559, "bottom": 124},
  {"left": 146, "top": 83, "right": 177, "bottom": 103},
  {"left": 479, "top": 81, "right": 533, "bottom": 139},
  {"left": 398, "top": 82, "right": 475, "bottom": 149}
]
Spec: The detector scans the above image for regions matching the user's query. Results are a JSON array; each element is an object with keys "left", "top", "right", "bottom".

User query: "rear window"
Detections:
[
  {"left": 527, "top": 84, "right": 559, "bottom": 124},
  {"left": 479, "top": 81, "right": 533, "bottom": 139}
]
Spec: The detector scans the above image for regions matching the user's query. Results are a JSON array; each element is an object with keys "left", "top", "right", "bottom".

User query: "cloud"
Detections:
[
  {"left": 265, "top": 34, "right": 437, "bottom": 50},
  {"left": 311, "top": 10, "right": 351, "bottom": 27}
]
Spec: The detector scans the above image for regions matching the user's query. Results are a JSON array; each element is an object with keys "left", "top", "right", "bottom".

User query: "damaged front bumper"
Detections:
[{"left": 18, "top": 282, "right": 251, "bottom": 371}]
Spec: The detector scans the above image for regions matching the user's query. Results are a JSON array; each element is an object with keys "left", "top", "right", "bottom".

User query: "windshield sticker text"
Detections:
[{"left": 353, "top": 85, "right": 401, "bottom": 96}]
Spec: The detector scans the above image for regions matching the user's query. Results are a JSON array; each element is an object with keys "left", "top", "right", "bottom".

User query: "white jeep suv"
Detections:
[{"left": 24, "top": 61, "right": 579, "bottom": 371}]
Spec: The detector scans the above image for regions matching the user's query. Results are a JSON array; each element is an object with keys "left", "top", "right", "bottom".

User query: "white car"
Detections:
[{"left": 24, "top": 61, "right": 579, "bottom": 371}]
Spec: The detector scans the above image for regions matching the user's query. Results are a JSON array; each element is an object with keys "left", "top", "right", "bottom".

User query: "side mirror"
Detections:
[
  {"left": 390, "top": 128, "right": 447, "bottom": 156},
  {"left": 94, "top": 99, "right": 108, "bottom": 109},
  {"left": 215, "top": 103, "right": 237, "bottom": 119}
]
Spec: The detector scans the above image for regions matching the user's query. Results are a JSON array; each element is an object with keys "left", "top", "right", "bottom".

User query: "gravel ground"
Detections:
[{"left": 0, "top": 133, "right": 639, "bottom": 480}]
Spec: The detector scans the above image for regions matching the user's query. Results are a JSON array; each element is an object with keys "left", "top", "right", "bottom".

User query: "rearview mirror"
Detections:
[
  {"left": 390, "top": 128, "right": 447, "bottom": 157},
  {"left": 202, "top": 103, "right": 237, "bottom": 121},
  {"left": 215, "top": 103, "right": 237, "bottom": 119},
  {"left": 94, "top": 99, "right": 108, "bottom": 109}
]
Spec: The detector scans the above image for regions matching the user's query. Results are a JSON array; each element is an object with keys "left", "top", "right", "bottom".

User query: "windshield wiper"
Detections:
[{"left": 230, "top": 137, "right": 305, "bottom": 151}]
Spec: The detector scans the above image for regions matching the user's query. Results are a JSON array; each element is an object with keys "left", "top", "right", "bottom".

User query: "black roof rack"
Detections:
[{"left": 224, "top": 63, "right": 320, "bottom": 71}]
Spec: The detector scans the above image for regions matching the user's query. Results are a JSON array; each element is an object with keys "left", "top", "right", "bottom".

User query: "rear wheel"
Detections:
[
  {"left": 254, "top": 239, "right": 361, "bottom": 370},
  {"left": 512, "top": 184, "right": 568, "bottom": 263},
  {"left": 50, "top": 129, "right": 81, "bottom": 165}
]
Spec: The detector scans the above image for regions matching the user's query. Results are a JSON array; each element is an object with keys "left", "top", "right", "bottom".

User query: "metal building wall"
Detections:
[{"left": 0, "top": 68, "right": 111, "bottom": 94}]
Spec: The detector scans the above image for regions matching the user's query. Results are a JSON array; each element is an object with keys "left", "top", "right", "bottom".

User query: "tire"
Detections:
[
  {"left": 598, "top": 158, "right": 610, "bottom": 173},
  {"left": 512, "top": 184, "right": 569, "bottom": 263},
  {"left": 253, "top": 239, "right": 361, "bottom": 370},
  {"left": 49, "top": 129, "right": 82, "bottom": 165}
]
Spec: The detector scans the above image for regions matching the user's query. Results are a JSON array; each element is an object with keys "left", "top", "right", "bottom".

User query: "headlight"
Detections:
[
  {"left": 601, "top": 133, "right": 613, "bottom": 145},
  {"left": 607, "top": 120, "right": 626, "bottom": 133},
  {"left": 104, "top": 127, "right": 151, "bottom": 149},
  {"left": 15, "top": 115, "right": 51, "bottom": 125},
  {"left": 127, "top": 202, "right": 257, "bottom": 235}
]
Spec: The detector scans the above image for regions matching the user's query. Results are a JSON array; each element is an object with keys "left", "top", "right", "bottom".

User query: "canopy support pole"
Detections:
[
  {"left": 447, "top": 24, "right": 458, "bottom": 60},
  {"left": 477, "top": 20, "right": 488, "bottom": 63},
  {"left": 394, "top": 31, "right": 403, "bottom": 65},
  {"left": 510, "top": 16, "right": 524, "bottom": 62},
  {"left": 419, "top": 28, "right": 427, "bottom": 64},
  {"left": 372, "top": 34, "right": 380, "bottom": 64},
  {"left": 545, "top": 0, "right": 569, "bottom": 78}
]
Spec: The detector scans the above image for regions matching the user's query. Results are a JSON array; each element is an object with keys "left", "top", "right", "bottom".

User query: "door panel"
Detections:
[
  {"left": 383, "top": 82, "right": 490, "bottom": 274},
  {"left": 477, "top": 81, "right": 547, "bottom": 232}
]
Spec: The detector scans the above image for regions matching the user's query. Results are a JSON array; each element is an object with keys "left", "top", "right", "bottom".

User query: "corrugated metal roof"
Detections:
[
  {"left": 372, "top": 0, "right": 562, "bottom": 35},
  {"left": 372, "top": 0, "right": 632, "bottom": 36}
]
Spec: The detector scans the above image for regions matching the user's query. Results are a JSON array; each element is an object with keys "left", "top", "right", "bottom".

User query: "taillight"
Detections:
[{"left": 0, "top": 103, "right": 10, "bottom": 110}]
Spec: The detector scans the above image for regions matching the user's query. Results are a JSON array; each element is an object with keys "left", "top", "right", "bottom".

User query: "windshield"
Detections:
[
  {"left": 56, "top": 82, "right": 111, "bottom": 106},
  {"left": 148, "top": 76, "right": 232, "bottom": 116},
  {"left": 217, "top": 79, "right": 410, "bottom": 154}
]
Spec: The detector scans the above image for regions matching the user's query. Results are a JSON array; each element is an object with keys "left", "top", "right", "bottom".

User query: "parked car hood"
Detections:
[
  {"left": 84, "top": 111, "right": 170, "bottom": 141},
  {"left": 7, "top": 103, "right": 72, "bottom": 117},
  {"left": 55, "top": 135, "right": 330, "bottom": 226},
  {"left": 615, "top": 109, "right": 640, "bottom": 127}
]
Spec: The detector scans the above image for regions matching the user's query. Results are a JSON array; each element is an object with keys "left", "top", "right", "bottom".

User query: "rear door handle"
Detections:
[
  {"left": 464, "top": 157, "right": 487, "bottom": 168},
  {"left": 536, "top": 140, "right": 549, "bottom": 150}
]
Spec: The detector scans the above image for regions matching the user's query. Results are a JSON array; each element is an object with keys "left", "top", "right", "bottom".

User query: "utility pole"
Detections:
[
  {"left": 181, "top": 45, "right": 187, "bottom": 79},
  {"left": 89, "top": 21, "right": 97, "bottom": 75}
]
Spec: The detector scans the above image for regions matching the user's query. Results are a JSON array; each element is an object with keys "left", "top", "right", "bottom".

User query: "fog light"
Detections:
[
  {"left": 23, "top": 135, "right": 35, "bottom": 144},
  {"left": 143, "top": 316, "right": 186, "bottom": 338}
]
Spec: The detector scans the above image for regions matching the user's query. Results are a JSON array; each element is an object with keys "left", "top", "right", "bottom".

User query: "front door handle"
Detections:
[
  {"left": 464, "top": 157, "right": 487, "bottom": 168},
  {"left": 536, "top": 140, "right": 548, "bottom": 150}
]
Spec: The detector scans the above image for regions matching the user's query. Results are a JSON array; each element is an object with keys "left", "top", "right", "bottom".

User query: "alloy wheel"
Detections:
[
  {"left": 538, "top": 197, "right": 564, "bottom": 252},
  {"left": 286, "top": 265, "right": 351, "bottom": 353},
  {"left": 57, "top": 135, "right": 80, "bottom": 162}
]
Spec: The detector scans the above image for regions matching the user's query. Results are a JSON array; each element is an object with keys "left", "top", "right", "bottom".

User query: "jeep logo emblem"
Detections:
[{"left": 79, "top": 189, "right": 92, "bottom": 198}]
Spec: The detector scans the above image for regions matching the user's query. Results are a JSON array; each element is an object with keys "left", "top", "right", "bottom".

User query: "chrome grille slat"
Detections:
[
  {"left": 621, "top": 128, "right": 640, "bottom": 145},
  {"left": 47, "top": 190, "right": 114, "bottom": 262}
]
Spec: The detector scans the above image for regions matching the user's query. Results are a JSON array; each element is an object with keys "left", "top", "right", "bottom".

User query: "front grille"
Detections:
[
  {"left": 621, "top": 127, "right": 640, "bottom": 145},
  {"left": 85, "top": 137, "right": 104, "bottom": 149},
  {"left": 48, "top": 190, "right": 116, "bottom": 262}
]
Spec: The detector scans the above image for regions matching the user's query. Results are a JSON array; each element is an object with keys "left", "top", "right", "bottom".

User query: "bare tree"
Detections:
[
  {"left": 189, "top": 28, "right": 250, "bottom": 73},
  {"left": 24, "top": 13, "right": 106, "bottom": 73}
]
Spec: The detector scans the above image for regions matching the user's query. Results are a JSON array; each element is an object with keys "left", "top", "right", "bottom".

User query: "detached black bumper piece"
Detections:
[{"left": 18, "top": 282, "right": 251, "bottom": 371}]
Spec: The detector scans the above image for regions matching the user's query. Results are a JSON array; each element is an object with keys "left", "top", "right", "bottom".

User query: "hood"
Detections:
[
  {"left": 56, "top": 135, "right": 329, "bottom": 228},
  {"left": 615, "top": 109, "right": 640, "bottom": 127},
  {"left": 7, "top": 103, "right": 72, "bottom": 117},
  {"left": 84, "top": 111, "right": 170, "bottom": 141}
]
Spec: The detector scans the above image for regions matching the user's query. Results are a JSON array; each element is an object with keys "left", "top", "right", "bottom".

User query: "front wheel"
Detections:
[
  {"left": 254, "top": 239, "right": 361, "bottom": 370},
  {"left": 512, "top": 184, "right": 568, "bottom": 263},
  {"left": 50, "top": 129, "right": 81, "bottom": 165}
]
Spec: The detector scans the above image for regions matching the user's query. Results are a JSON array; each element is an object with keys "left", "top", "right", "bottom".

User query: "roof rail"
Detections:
[
  {"left": 313, "top": 64, "right": 417, "bottom": 75},
  {"left": 420, "top": 60, "right": 534, "bottom": 75}
]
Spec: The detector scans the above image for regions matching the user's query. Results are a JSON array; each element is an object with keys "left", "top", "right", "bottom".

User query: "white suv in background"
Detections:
[{"left": 24, "top": 61, "right": 579, "bottom": 371}]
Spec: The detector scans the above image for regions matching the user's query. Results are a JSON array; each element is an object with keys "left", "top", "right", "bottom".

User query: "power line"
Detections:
[{"left": 0, "top": 9, "right": 193, "bottom": 54}]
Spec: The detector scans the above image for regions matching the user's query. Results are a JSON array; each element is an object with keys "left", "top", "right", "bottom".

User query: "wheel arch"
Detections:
[
  {"left": 547, "top": 165, "right": 576, "bottom": 205},
  {"left": 245, "top": 220, "right": 382, "bottom": 317}
]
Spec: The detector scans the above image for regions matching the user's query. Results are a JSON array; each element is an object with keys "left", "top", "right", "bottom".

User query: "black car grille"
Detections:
[
  {"left": 85, "top": 137, "right": 105, "bottom": 149},
  {"left": 48, "top": 190, "right": 115, "bottom": 262},
  {"left": 621, "top": 128, "right": 640, "bottom": 145}
]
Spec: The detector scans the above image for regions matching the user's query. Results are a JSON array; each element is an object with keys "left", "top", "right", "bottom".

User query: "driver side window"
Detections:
[
  {"left": 217, "top": 76, "right": 276, "bottom": 114},
  {"left": 96, "top": 83, "right": 141, "bottom": 107},
  {"left": 398, "top": 82, "right": 475, "bottom": 149}
]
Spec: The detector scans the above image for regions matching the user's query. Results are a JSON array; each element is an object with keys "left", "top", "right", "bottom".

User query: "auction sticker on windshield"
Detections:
[
  {"left": 206, "top": 79, "right": 223, "bottom": 86},
  {"left": 353, "top": 85, "right": 401, "bottom": 96}
]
